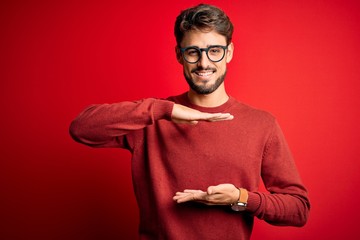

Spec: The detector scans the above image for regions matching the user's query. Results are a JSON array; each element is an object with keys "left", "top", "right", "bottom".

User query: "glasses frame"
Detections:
[{"left": 180, "top": 45, "right": 228, "bottom": 64}]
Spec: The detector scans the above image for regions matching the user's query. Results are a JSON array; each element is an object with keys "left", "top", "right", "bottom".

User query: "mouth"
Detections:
[{"left": 193, "top": 69, "right": 216, "bottom": 79}]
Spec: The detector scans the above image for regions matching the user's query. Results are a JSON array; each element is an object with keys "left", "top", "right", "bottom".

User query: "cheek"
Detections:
[
  {"left": 184, "top": 64, "right": 194, "bottom": 73},
  {"left": 215, "top": 63, "right": 227, "bottom": 73}
]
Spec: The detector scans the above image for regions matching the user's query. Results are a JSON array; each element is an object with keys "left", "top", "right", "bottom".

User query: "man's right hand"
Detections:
[{"left": 171, "top": 104, "right": 234, "bottom": 125}]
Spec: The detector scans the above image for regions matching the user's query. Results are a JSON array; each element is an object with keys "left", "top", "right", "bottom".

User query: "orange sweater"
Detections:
[{"left": 70, "top": 92, "right": 310, "bottom": 240}]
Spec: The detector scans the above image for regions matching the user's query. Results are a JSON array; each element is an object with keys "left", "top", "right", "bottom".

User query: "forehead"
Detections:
[{"left": 180, "top": 30, "right": 227, "bottom": 47}]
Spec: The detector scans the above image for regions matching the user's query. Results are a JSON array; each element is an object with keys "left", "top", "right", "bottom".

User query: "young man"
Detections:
[{"left": 70, "top": 4, "right": 310, "bottom": 240}]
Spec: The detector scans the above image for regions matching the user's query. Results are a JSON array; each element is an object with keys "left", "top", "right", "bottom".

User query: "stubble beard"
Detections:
[{"left": 184, "top": 68, "right": 227, "bottom": 95}]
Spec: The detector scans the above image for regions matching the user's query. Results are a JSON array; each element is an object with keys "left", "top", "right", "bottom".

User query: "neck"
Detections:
[{"left": 187, "top": 84, "right": 229, "bottom": 107}]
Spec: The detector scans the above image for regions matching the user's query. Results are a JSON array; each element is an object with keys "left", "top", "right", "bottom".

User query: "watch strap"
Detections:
[{"left": 239, "top": 188, "right": 248, "bottom": 204}]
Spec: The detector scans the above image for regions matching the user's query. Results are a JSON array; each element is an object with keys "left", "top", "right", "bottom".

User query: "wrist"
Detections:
[
  {"left": 153, "top": 100, "right": 175, "bottom": 121},
  {"left": 231, "top": 188, "right": 248, "bottom": 212},
  {"left": 239, "top": 188, "right": 249, "bottom": 203}
]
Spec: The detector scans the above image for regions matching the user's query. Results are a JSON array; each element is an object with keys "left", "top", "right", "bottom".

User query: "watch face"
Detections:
[{"left": 231, "top": 202, "right": 247, "bottom": 212}]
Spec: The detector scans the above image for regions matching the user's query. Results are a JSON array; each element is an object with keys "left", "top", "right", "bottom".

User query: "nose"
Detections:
[{"left": 197, "top": 50, "right": 211, "bottom": 68}]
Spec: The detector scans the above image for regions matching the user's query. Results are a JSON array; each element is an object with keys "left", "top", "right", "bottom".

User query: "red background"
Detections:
[{"left": 1, "top": 0, "right": 360, "bottom": 239}]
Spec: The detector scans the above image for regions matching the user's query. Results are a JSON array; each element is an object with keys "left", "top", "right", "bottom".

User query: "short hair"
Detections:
[{"left": 174, "top": 4, "right": 234, "bottom": 46}]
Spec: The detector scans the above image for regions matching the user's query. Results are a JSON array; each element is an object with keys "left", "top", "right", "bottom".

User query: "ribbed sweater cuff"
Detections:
[
  {"left": 153, "top": 99, "right": 175, "bottom": 121},
  {"left": 246, "top": 192, "right": 261, "bottom": 213}
]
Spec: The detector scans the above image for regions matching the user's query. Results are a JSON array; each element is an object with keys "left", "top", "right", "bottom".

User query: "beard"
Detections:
[{"left": 184, "top": 67, "right": 227, "bottom": 95}]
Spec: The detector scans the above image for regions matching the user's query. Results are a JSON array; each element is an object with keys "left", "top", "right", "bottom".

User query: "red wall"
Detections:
[{"left": 1, "top": 0, "right": 360, "bottom": 239}]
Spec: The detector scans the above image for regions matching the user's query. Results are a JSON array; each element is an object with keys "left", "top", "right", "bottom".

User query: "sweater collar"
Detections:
[{"left": 175, "top": 92, "right": 235, "bottom": 113}]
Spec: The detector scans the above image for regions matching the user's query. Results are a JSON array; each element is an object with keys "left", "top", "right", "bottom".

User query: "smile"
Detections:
[{"left": 195, "top": 70, "right": 215, "bottom": 77}]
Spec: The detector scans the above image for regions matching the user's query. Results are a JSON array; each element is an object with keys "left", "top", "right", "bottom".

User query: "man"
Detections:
[{"left": 70, "top": 4, "right": 310, "bottom": 240}]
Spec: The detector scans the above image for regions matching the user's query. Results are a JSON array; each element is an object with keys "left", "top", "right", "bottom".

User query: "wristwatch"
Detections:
[{"left": 231, "top": 188, "right": 248, "bottom": 212}]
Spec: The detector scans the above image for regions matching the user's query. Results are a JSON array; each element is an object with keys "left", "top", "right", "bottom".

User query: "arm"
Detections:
[
  {"left": 69, "top": 99, "right": 234, "bottom": 148},
  {"left": 248, "top": 120, "right": 310, "bottom": 226},
  {"left": 173, "top": 120, "right": 310, "bottom": 227},
  {"left": 69, "top": 98, "right": 174, "bottom": 148}
]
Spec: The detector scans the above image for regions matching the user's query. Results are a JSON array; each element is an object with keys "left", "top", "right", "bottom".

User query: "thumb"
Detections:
[
  {"left": 190, "top": 120, "right": 199, "bottom": 125},
  {"left": 207, "top": 186, "right": 216, "bottom": 195}
]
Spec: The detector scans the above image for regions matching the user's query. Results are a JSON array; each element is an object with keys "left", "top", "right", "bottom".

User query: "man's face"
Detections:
[{"left": 177, "top": 30, "right": 234, "bottom": 95}]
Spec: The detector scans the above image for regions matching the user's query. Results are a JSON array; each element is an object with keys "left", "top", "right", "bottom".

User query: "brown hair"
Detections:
[{"left": 174, "top": 4, "right": 234, "bottom": 46}]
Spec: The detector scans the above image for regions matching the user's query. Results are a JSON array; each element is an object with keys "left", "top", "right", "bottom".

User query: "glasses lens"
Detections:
[
  {"left": 207, "top": 46, "right": 226, "bottom": 62},
  {"left": 183, "top": 48, "right": 200, "bottom": 63}
]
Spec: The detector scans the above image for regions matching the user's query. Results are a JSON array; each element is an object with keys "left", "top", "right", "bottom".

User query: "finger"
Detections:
[
  {"left": 207, "top": 186, "right": 215, "bottom": 195},
  {"left": 174, "top": 194, "right": 195, "bottom": 203},
  {"left": 173, "top": 190, "right": 202, "bottom": 200},
  {"left": 174, "top": 192, "right": 188, "bottom": 197},
  {"left": 173, "top": 191, "right": 194, "bottom": 199},
  {"left": 183, "top": 189, "right": 204, "bottom": 193},
  {"left": 173, "top": 191, "right": 207, "bottom": 203},
  {"left": 173, "top": 193, "right": 188, "bottom": 201},
  {"left": 206, "top": 113, "right": 234, "bottom": 122},
  {"left": 172, "top": 119, "right": 199, "bottom": 125}
]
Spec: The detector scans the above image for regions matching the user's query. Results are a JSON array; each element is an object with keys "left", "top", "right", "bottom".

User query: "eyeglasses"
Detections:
[{"left": 180, "top": 45, "right": 228, "bottom": 64}]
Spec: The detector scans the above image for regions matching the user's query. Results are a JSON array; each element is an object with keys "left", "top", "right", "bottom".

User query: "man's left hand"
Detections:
[{"left": 173, "top": 183, "right": 239, "bottom": 205}]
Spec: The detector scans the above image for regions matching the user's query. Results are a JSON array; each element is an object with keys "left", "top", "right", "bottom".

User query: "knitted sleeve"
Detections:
[
  {"left": 69, "top": 98, "right": 174, "bottom": 148},
  {"left": 247, "top": 120, "right": 310, "bottom": 227}
]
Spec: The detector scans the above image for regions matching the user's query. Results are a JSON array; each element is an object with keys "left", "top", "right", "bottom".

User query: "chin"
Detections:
[{"left": 184, "top": 70, "right": 227, "bottom": 95}]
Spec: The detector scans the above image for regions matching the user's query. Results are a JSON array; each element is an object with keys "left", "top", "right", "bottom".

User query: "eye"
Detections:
[
  {"left": 209, "top": 47, "right": 222, "bottom": 54},
  {"left": 186, "top": 49, "right": 199, "bottom": 56}
]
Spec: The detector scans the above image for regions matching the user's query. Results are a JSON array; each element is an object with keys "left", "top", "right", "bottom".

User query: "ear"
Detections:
[
  {"left": 225, "top": 42, "right": 234, "bottom": 63},
  {"left": 175, "top": 46, "right": 184, "bottom": 65}
]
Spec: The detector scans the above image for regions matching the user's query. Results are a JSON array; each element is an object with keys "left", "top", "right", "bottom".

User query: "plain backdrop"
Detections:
[{"left": 1, "top": 0, "right": 360, "bottom": 239}]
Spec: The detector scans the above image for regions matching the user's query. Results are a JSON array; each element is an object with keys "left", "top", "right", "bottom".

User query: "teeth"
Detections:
[{"left": 197, "top": 71, "right": 213, "bottom": 76}]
